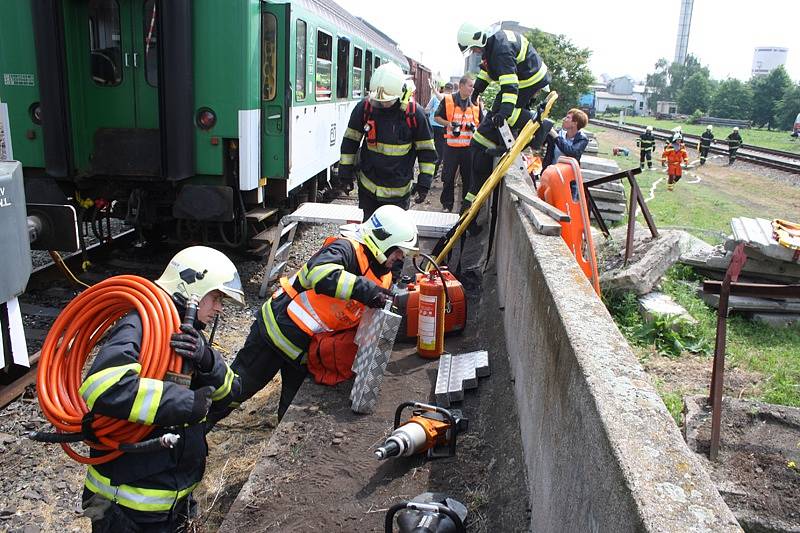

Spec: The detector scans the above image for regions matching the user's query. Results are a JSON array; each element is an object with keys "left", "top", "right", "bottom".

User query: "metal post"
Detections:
[{"left": 708, "top": 243, "right": 747, "bottom": 461}]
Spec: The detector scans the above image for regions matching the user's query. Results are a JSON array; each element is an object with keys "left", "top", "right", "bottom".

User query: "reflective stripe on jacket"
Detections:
[
  {"left": 443, "top": 94, "right": 481, "bottom": 148},
  {"left": 262, "top": 237, "right": 392, "bottom": 361}
]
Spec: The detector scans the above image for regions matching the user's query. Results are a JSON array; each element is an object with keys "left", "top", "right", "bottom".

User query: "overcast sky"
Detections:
[{"left": 335, "top": 0, "right": 800, "bottom": 84}]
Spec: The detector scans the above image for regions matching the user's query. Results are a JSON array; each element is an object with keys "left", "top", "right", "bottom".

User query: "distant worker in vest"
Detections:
[
  {"left": 541, "top": 108, "right": 590, "bottom": 171},
  {"left": 207, "top": 205, "right": 418, "bottom": 425},
  {"left": 434, "top": 76, "right": 483, "bottom": 212},
  {"left": 456, "top": 22, "right": 550, "bottom": 212},
  {"left": 425, "top": 80, "right": 454, "bottom": 178},
  {"left": 727, "top": 127, "right": 743, "bottom": 165},
  {"left": 637, "top": 125, "right": 656, "bottom": 170},
  {"left": 80, "top": 246, "right": 245, "bottom": 532},
  {"left": 699, "top": 125, "right": 714, "bottom": 165},
  {"left": 661, "top": 138, "right": 689, "bottom": 192},
  {"left": 338, "top": 63, "right": 437, "bottom": 218}
]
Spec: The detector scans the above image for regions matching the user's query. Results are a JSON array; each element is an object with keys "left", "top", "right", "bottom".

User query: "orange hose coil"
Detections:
[{"left": 37, "top": 275, "right": 181, "bottom": 464}]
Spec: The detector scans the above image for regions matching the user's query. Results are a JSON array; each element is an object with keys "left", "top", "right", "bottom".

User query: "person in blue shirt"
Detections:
[{"left": 542, "top": 108, "right": 590, "bottom": 170}]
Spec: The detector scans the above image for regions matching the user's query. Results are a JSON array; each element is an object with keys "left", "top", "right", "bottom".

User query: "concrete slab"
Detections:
[
  {"left": 588, "top": 186, "right": 626, "bottom": 202},
  {"left": 731, "top": 217, "right": 800, "bottom": 265},
  {"left": 601, "top": 229, "right": 682, "bottom": 294},
  {"left": 751, "top": 312, "right": 800, "bottom": 327},
  {"left": 701, "top": 292, "right": 800, "bottom": 313},
  {"left": 581, "top": 155, "right": 621, "bottom": 174},
  {"left": 639, "top": 292, "right": 697, "bottom": 326}
]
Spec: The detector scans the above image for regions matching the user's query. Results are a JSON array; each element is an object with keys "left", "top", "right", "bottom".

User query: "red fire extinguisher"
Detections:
[{"left": 415, "top": 254, "right": 450, "bottom": 359}]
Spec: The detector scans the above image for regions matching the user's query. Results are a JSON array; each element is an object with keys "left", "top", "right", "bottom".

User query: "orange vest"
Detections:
[
  {"left": 278, "top": 237, "right": 392, "bottom": 337},
  {"left": 443, "top": 94, "right": 480, "bottom": 148},
  {"left": 662, "top": 146, "right": 688, "bottom": 176}
]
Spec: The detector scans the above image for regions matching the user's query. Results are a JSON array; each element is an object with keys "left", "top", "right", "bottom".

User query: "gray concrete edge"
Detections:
[{"left": 495, "top": 167, "right": 741, "bottom": 532}]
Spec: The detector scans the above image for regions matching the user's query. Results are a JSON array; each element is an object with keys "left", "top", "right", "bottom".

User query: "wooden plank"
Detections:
[
  {"left": 519, "top": 203, "right": 561, "bottom": 236},
  {"left": 245, "top": 207, "right": 280, "bottom": 223},
  {"left": 0, "top": 352, "right": 40, "bottom": 409},
  {"left": 504, "top": 180, "right": 570, "bottom": 222}
]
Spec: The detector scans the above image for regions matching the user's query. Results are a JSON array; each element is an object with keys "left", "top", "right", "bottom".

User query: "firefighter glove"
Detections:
[
  {"left": 171, "top": 324, "right": 214, "bottom": 372},
  {"left": 367, "top": 287, "right": 394, "bottom": 309},
  {"left": 491, "top": 113, "right": 507, "bottom": 128},
  {"left": 548, "top": 127, "right": 559, "bottom": 139},
  {"left": 190, "top": 386, "right": 215, "bottom": 423},
  {"left": 414, "top": 186, "right": 429, "bottom": 204}
]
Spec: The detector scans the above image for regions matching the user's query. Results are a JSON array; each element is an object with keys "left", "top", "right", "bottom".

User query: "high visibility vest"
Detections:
[
  {"left": 443, "top": 94, "right": 481, "bottom": 148},
  {"left": 278, "top": 237, "right": 392, "bottom": 337}
]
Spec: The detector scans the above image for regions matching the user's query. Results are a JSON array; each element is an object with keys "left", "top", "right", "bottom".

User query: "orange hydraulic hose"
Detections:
[{"left": 37, "top": 275, "right": 181, "bottom": 464}]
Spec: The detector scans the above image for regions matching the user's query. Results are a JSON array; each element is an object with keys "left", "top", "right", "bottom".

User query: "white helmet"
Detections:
[
  {"left": 155, "top": 246, "right": 245, "bottom": 307},
  {"left": 707, "top": 125, "right": 713, "bottom": 131},
  {"left": 733, "top": 126, "right": 739, "bottom": 132},
  {"left": 457, "top": 22, "right": 489, "bottom": 56},
  {"left": 370, "top": 63, "right": 415, "bottom": 105},
  {"left": 646, "top": 125, "right": 653, "bottom": 132},
  {"left": 343, "top": 205, "right": 418, "bottom": 263}
]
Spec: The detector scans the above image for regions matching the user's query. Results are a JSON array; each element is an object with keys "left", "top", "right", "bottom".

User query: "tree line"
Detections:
[{"left": 646, "top": 55, "right": 800, "bottom": 130}]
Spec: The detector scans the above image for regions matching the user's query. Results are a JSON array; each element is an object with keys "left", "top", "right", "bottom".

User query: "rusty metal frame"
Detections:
[
  {"left": 704, "top": 244, "right": 799, "bottom": 460},
  {"left": 583, "top": 167, "right": 658, "bottom": 265}
]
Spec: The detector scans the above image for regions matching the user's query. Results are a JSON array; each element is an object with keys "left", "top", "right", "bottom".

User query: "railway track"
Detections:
[{"left": 590, "top": 118, "right": 800, "bottom": 173}]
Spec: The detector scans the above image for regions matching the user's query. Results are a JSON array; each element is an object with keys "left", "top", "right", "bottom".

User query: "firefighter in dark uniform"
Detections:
[
  {"left": 727, "top": 127, "right": 743, "bottom": 165},
  {"left": 699, "top": 125, "right": 714, "bottom": 165},
  {"left": 338, "top": 63, "right": 437, "bottom": 219},
  {"left": 638, "top": 125, "right": 656, "bottom": 170},
  {"left": 80, "top": 246, "right": 245, "bottom": 532},
  {"left": 207, "top": 205, "right": 418, "bottom": 426},
  {"left": 455, "top": 23, "right": 551, "bottom": 211}
]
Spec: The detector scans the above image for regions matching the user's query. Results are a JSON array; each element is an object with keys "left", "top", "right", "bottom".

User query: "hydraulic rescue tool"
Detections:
[
  {"left": 385, "top": 492, "right": 468, "bottom": 533},
  {"left": 375, "top": 402, "right": 468, "bottom": 460},
  {"left": 394, "top": 255, "right": 467, "bottom": 350}
]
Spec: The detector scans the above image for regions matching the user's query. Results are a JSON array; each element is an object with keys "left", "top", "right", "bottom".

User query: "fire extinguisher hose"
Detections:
[
  {"left": 413, "top": 253, "right": 451, "bottom": 311},
  {"left": 35, "top": 275, "right": 181, "bottom": 464}
]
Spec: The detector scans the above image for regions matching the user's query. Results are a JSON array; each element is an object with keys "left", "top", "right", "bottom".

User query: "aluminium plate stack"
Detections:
[{"left": 350, "top": 305, "right": 402, "bottom": 414}]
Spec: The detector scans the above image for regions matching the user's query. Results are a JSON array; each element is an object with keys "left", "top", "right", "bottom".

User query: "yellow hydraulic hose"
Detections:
[{"left": 433, "top": 91, "right": 559, "bottom": 266}]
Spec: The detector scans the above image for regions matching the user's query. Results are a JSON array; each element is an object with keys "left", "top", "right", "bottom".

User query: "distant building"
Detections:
[
  {"left": 594, "top": 76, "right": 651, "bottom": 115},
  {"left": 751, "top": 47, "right": 789, "bottom": 77},
  {"left": 656, "top": 101, "right": 678, "bottom": 116}
]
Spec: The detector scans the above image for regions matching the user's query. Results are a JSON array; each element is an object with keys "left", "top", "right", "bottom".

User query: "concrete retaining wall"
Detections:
[{"left": 494, "top": 171, "right": 741, "bottom": 532}]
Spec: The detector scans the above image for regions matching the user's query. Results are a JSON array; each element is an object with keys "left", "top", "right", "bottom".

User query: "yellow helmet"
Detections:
[
  {"left": 457, "top": 22, "right": 489, "bottom": 56},
  {"left": 343, "top": 205, "right": 418, "bottom": 263},
  {"left": 155, "top": 246, "right": 245, "bottom": 307}
]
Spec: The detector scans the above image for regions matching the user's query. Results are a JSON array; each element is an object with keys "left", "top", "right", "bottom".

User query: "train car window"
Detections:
[
  {"left": 336, "top": 38, "right": 349, "bottom": 99},
  {"left": 364, "top": 50, "right": 373, "bottom": 91},
  {"left": 88, "top": 0, "right": 123, "bottom": 87},
  {"left": 353, "top": 47, "right": 363, "bottom": 98},
  {"left": 262, "top": 13, "right": 277, "bottom": 101},
  {"left": 142, "top": 0, "right": 158, "bottom": 87},
  {"left": 295, "top": 19, "right": 307, "bottom": 101},
  {"left": 316, "top": 30, "right": 333, "bottom": 101},
  {"left": 374, "top": 55, "right": 381, "bottom": 70}
]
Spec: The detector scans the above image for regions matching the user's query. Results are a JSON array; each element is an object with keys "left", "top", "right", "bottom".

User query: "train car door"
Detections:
[
  {"left": 260, "top": 4, "right": 289, "bottom": 194},
  {"left": 63, "top": 0, "right": 160, "bottom": 176}
]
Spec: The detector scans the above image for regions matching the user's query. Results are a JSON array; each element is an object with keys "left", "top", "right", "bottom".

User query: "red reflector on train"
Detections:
[{"left": 196, "top": 108, "right": 217, "bottom": 130}]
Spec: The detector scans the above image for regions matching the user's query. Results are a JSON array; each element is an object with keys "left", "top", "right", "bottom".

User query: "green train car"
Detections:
[{"left": 0, "top": 0, "right": 408, "bottom": 246}]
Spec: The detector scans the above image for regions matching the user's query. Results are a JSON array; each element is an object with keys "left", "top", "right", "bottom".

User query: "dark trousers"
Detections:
[
  {"left": 729, "top": 147, "right": 738, "bottom": 164},
  {"left": 639, "top": 150, "right": 653, "bottom": 169},
  {"left": 209, "top": 321, "right": 308, "bottom": 424},
  {"left": 432, "top": 125, "right": 445, "bottom": 177},
  {"left": 700, "top": 146, "right": 710, "bottom": 164},
  {"left": 358, "top": 187, "right": 410, "bottom": 220},
  {"left": 83, "top": 492, "right": 195, "bottom": 533},
  {"left": 468, "top": 144, "right": 496, "bottom": 199},
  {"left": 440, "top": 146, "right": 472, "bottom": 209}
]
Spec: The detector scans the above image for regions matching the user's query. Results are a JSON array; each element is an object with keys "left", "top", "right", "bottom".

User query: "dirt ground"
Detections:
[{"left": 593, "top": 126, "right": 800, "bottom": 531}]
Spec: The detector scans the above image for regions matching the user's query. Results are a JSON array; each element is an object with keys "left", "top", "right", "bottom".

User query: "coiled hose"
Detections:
[{"left": 36, "top": 275, "right": 181, "bottom": 464}]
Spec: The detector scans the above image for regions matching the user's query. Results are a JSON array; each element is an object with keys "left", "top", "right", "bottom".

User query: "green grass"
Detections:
[
  {"left": 590, "top": 125, "right": 800, "bottom": 244},
  {"left": 606, "top": 265, "right": 800, "bottom": 409},
  {"left": 597, "top": 114, "right": 800, "bottom": 154}
]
